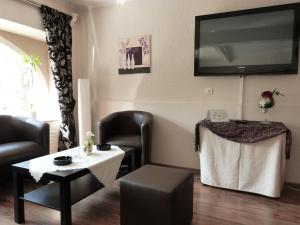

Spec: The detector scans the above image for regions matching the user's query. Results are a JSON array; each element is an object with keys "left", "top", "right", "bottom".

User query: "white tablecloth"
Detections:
[
  {"left": 29, "top": 145, "right": 125, "bottom": 188},
  {"left": 200, "top": 127, "right": 286, "bottom": 197}
]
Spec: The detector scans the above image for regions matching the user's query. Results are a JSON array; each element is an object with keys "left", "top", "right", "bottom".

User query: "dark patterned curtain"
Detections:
[{"left": 41, "top": 5, "right": 77, "bottom": 150}]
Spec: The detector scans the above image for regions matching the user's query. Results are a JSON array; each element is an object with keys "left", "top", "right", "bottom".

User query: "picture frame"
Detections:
[{"left": 118, "top": 35, "right": 151, "bottom": 75}]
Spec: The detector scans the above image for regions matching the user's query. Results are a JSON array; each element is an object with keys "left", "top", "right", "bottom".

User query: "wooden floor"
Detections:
[{"left": 1, "top": 175, "right": 300, "bottom": 225}]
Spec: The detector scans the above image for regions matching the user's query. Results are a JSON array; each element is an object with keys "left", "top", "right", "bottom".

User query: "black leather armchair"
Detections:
[
  {"left": 0, "top": 115, "right": 49, "bottom": 167},
  {"left": 98, "top": 111, "right": 153, "bottom": 166}
]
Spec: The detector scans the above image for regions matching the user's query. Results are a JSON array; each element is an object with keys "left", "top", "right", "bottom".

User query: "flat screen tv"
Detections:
[{"left": 194, "top": 3, "right": 300, "bottom": 76}]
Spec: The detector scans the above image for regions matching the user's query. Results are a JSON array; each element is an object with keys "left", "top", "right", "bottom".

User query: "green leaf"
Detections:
[{"left": 21, "top": 53, "right": 42, "bottom": 72}]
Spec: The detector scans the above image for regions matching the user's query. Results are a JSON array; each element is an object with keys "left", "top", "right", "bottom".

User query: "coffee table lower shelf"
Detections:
[{"left": 21, "top": 173, "right": 103, "bottom": 211}]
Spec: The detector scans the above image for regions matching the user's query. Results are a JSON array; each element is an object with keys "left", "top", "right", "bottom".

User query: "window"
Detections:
[
  {"left": 0, "top": 34, "right": 60, "bottom": 120},
  {"left": 0, "top": 37, "right": 31, "bottom": 116}
]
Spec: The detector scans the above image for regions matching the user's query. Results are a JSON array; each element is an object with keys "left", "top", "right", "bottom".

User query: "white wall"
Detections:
[
  {"left": 0, "top": 0, "right": 43, "bottom": 29},
  {"left": 0, "top": 0, "right": 77, "bottom": 30},
  {"left": 80, "top": 0, "right": 300, "bottom": 183}
]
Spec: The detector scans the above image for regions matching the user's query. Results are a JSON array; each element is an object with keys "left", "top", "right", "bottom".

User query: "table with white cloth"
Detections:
[
  {"left": 197, "top": 122, "right": 290, "bottom": 198},
  {"left": 29, "top": 145, "right": 125, "bottom": 187},
  {"left": 12, "top": 145, "right": 125, "bottom": 225}
]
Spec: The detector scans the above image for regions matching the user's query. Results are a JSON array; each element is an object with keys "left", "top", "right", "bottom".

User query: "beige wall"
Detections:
[
  {"left": 0, "top": 0, "right": 76, "bottom": 30},
  {"left": 0, "top": 0, "right": 42, "bottom": 30},
  {"left": 79, "top": 0, "right": 300, "bottom": 183}
]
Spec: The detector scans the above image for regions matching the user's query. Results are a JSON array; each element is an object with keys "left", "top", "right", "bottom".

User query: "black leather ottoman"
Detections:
[{"left": 119, "top": 165, "right": 194, "bottom": 225}]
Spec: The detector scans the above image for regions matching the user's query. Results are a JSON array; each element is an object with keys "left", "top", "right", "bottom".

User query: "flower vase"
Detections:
[
  {"left": 261, "top": 110, "right": 270, "bottom": 124},
  {"left": 83, "top": 145, "right": 93, "bottom": 156},
  {"left": 259, "top": 96, "right": 274, "bottom": 124}
]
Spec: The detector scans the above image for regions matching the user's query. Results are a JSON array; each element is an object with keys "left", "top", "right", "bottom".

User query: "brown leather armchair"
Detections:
[{"left": 98, "top": 111, "right": 153, "bottom": 166}]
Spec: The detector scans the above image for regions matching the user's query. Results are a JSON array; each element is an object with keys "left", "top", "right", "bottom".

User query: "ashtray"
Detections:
[
  {"left": 53, "top": 156, "right": 72, "bottom": 166},
  {"left": 97, "top": 144, "right": 111, "bottom": 151}
]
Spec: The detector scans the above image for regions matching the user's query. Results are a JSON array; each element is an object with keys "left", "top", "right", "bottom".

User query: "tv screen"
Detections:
[{"left": 194, "top": 3, "right": 300, "bottom": 76}]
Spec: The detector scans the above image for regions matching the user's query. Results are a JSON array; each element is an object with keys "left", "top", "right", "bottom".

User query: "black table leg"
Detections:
[
  {"left": 60, "top": 181, "right": 72, "bottom": 225},
  {"left": 13, "top": 170, "right": 24, "bottom": 224}
]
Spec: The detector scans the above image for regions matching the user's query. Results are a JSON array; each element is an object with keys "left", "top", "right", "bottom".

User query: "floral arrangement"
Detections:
[
  {"left": 85, "top": 131, "right": 95, "bottom": 149},
  {"left": 259, "top": 88, "right": 284, "bottom": 113}
]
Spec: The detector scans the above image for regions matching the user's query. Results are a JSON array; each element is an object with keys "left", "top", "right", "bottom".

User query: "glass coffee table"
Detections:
[{"left": 12, "top": 146, "right": 136, "bottom": 225}]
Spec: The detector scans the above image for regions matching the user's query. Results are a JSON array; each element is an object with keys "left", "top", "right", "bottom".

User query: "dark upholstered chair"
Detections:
[
  {"left": 0, "top": 115, "right": 49, "bottom": 167},
  {"left": 98, "top": 110, "right": 153, "bottom": 166}
]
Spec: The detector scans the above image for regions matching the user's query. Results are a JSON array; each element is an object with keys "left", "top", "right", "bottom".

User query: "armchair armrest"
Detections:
[
  {"left": 141, "top": 115, "right": 152, "bottom": 128},
  {"left": 13, "top": 117, "right": 50, "bottom": 155},
  {"left": 140, "top": 115, "right": 153, "bottom": 164}
]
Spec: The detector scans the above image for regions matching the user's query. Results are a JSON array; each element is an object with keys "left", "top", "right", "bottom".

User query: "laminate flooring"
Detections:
[{"left": 1, "top": 174, "right": 300, "bottom": 225}]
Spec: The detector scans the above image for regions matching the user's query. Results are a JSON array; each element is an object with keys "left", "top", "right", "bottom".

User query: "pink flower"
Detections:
[
  {"left": 261, "top": 91, "right": 273, "bottom": 98},
  {"left": 260, "top": 88, "right": 284, "bottom": 98}
]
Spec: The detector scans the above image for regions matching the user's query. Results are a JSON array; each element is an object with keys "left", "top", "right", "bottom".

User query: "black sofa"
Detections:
[{"left": 0, "top": 115, "right": 49, "bottom": 168}]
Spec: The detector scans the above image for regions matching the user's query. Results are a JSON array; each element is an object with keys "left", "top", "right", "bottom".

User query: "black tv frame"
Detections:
[{"left": 194, "top": 3, "right": 300, "bottom": 76}]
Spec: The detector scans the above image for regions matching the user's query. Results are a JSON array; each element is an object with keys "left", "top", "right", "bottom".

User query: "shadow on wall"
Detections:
[{"left": 151, "top": 114, "right": 199, "bottom": 168}]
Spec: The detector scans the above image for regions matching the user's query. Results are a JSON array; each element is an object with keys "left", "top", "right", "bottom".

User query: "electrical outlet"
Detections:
[{"left": 205, "top": 88, "right": 214, "bottom": 95}]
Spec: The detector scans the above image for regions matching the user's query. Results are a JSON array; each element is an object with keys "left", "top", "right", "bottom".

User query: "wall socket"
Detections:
[{"left": 205, "top": 87, "right": 214, "bottom": 95}]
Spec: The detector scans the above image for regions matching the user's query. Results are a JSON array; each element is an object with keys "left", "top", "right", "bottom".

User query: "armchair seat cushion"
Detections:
[
  {"left": 106, "top": 135, "right": 141, "bottom": 149},
  {"left": 0, "top": 142, "right": 43, "bottom": 166}
]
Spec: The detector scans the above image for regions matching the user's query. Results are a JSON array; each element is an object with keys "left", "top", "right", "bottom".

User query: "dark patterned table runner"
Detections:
[{"left": 195, "top": 119, "right": 292, "bottom": 159}]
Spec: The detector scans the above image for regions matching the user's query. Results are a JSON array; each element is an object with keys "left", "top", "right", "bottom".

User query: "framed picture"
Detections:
[{"left": 118, "top": 35, "right": 151, "bottom": 75}]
